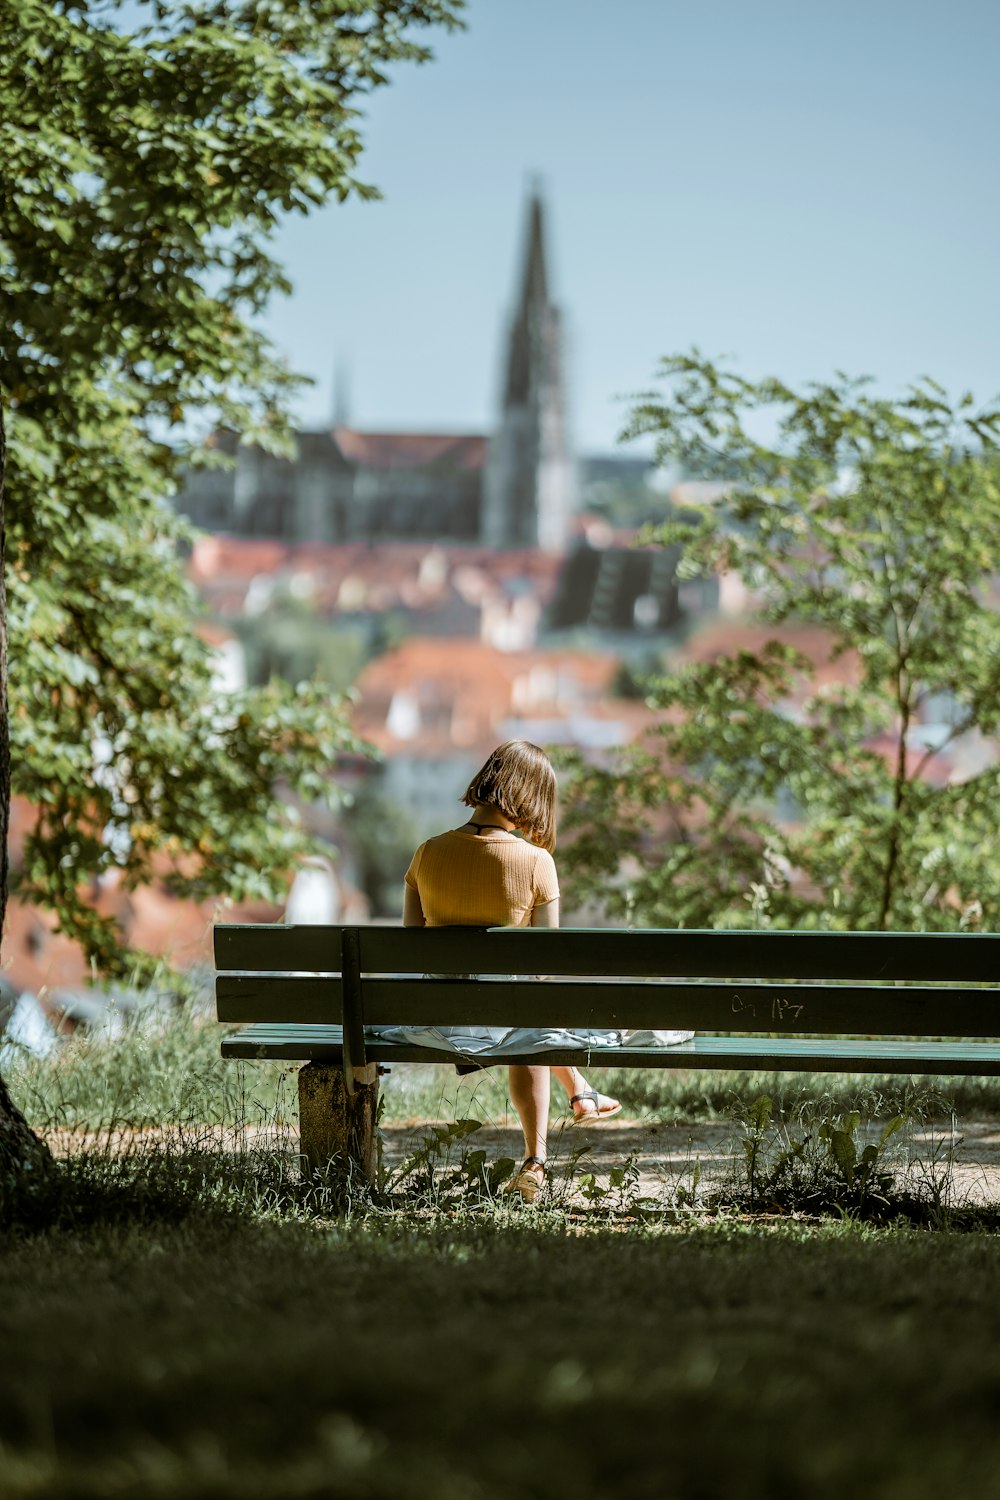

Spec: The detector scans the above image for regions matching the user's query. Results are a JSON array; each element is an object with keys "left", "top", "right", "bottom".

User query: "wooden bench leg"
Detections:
[{"left": 297, "top": 1062, "right": 380, "bottom": 1186}]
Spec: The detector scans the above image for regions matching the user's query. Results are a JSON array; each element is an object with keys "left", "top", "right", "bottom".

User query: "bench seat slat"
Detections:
[
  {"left": 220, "top": 1025, "right": 1000, "bottom": 1075},
  {"left": 214, "top": 924, "right": 1000, "bottom": 983},
  {"left": 217, "top": 975, "right": 1000, "bottom": 1036}
]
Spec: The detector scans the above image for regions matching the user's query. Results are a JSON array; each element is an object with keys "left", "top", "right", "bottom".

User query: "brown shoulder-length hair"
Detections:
[{"left": 462, "top": 740, "right": 557, "bottom": 852}]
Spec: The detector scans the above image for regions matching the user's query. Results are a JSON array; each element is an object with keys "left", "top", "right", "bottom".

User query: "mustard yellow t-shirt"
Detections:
[{"left": 404, "top": 829, "right": 559, "bottom": 927}]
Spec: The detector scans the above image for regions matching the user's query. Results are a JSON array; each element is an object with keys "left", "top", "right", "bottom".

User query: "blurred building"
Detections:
[
  {"left": 188, "top": 535, "right": 564, "bottom": 651},
  {"left": 176, "top": 192, "right": 575, "bottom": 553},
  {"left": 547, "top": 535, "right": 683, "bottom": 634}
]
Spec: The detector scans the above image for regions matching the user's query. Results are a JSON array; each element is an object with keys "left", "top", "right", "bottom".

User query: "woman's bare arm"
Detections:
[
  {"left": 530, "top": 898, "right": 560, "bottom": 928},
  {"left": 403, "top": 885, "right": 426, "bottom": 927}
]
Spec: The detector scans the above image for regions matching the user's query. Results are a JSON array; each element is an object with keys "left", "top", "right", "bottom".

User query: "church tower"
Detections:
[{"left": 483, "top": 191, "right": 575, "bottom": 552}]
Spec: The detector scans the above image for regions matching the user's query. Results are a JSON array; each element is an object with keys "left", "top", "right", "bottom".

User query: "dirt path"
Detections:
[
  {"left": 379, "top": 1116, "right": 1000, "bottom": 1207},
  {"left": 44, "top": 1117, "right": 1000, "bottom": 1207}
]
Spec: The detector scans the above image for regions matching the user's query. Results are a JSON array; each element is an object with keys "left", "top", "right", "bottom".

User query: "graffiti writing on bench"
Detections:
[{"left": 730, "top": 992, "right": 806, "bottom": 1022}]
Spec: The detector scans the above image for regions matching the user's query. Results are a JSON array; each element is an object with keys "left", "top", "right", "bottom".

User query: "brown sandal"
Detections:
[{"left": 504, "top": 1156, "right": 546, "bottom": 1204}]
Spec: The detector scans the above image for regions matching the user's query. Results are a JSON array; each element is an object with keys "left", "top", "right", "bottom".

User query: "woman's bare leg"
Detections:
[
  {"left": 507, "top": 1064, "right": 550, "bottom": 1165},
  {"left": 551, "top": 1065, "right": 620, "bottom": 1120}
]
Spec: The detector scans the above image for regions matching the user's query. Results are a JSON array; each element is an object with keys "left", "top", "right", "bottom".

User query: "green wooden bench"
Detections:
[{"left": 214, "top": 923, "right": 1000, "bottom": 1181}]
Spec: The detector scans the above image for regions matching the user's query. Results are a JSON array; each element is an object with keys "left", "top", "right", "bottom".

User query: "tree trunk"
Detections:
[
  {"left": 0, "top": 396, "right": 54, "bottom": 1187},
  {"left": 877, "top": 673, "right": 912, "bottom": 931}
]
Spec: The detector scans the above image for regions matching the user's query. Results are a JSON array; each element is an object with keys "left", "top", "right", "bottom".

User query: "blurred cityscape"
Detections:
[{"left": 4, "top": 190, "right": 995, "bottom": 1049}]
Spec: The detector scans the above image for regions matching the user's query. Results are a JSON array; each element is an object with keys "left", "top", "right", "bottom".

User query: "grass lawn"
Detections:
[
  {"left": 4, "top": 1003, "right": 1000, "bottom": 1497},
  {"left": 2, "top": 1204, "right": 1000, "bottom": 1499}
]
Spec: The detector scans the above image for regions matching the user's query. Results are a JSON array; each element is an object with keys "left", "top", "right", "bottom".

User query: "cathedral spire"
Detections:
[
  {"left": 521, "top": 190, "right": 548, "bottom": 312},
  {"left": 504, "top": 189, "right": 550, "bottom": 407},
  {"left": 484, "top": 186, "right": 575, "bottom": 552}
]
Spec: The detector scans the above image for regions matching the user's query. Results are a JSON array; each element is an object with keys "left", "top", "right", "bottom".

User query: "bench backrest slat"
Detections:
[
  {"left": 214, "top": 924, "right": 1000, "bottom": 984},
  {"left": 217, "top": 974, "right": 343, "bottom": 1024},
  {"left": 464, "top": 928, "right": 1000, "bottom": 982},
  {"left": 215, "top": 975, "right": 1000, "bottom": 1037}
]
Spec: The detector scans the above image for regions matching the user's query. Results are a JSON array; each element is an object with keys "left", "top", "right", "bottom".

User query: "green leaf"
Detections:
[
  {"left": 879, "top": 1116, "right": 905, "bottom": 1147},
  {"left": 827, "top": 1129, "right": 857, "bottom": 1186}
]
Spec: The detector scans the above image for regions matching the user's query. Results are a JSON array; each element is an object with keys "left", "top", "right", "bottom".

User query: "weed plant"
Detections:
[{"left": 710, "top": 1091, "right": 1000, "bottom": 1228}]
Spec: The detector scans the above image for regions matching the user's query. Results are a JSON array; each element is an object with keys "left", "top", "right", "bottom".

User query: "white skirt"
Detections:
[
  {"left": 365, "top": 1024, "right": 695, "bottom": 1055},
  {"left": 366, "top": 973, "right": 694, "bottom": 1057}
]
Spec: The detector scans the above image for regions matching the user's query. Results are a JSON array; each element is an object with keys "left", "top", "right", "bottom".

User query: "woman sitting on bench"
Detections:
[{"left": 402, "top": 739, "right": 622, "bottom": 1204}]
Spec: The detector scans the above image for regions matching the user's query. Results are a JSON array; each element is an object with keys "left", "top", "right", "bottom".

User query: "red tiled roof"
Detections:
[
  {"left": 356, "top": 637, "right": 617, "bottom": 700},
  {"left": 189, "top": 537, "right": 561, "bottom": 584},
  {"left": 351, "top": 637, "right": 651, "bottom": 756},
  {"left": 189, "top": 535, "right": 289, "bottom": 583},
  {"left": 187, "top": 538, "right": 564, "bottom": 623},
  {"left": 332, "top": 428, "right": 489, "bottom": 472}
]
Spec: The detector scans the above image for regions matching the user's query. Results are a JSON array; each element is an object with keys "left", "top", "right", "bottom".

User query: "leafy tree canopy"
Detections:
[
  {"left": 0, "top": 0, "right": 462, "bottom": 975},
  {"left": 559, "top": 355, "right": 1000, "bottom": 933}
]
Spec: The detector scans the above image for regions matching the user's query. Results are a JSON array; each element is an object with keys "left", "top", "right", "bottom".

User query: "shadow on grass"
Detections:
[
  {"left": 1, "top": 1137, "right": 356, "bottom": 1237},
  {"left": 4, "top": 1188, "right": 1000, "bottom": 1500}
]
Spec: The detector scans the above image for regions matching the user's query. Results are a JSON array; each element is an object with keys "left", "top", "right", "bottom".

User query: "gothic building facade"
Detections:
[{"left": 175, "top": 193, "right": 576, "bottom": 553}]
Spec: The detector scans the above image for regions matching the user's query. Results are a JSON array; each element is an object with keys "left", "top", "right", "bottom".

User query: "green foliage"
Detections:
[
  {"left": 560, "top": 356, "right": 1000, "bottom": 931},
  {"left": 237, "top": 595, "right": 372, "bottom": 695},
  {"left": 575, "top": 1154, "right": 646, "bottom": 1214},
  {"left": 384, "top": 1117, "right": 519, "bottom": 1204},
  {"left": 722, "top": 1091, "right": 923, "bottom": 1221},
  {"left": 0, "top": 0, "right": 462, "bottom": 970},
  {"left": 236, "top": 588, "right": 405, "bottom": 698},
  {"left": 580, "top": 475, "right": 663, "bottom": 529},
  {"left": 342, "top": 783, "right": 421, "bottom": 916}
]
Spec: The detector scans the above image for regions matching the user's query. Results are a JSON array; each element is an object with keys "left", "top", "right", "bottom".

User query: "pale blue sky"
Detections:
[{"left": 263, "top": 0, "right": 999, "bottom": 454}]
